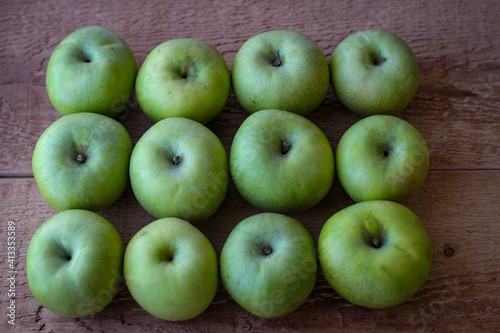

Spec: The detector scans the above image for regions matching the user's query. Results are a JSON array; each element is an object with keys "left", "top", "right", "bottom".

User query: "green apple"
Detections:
[
  {"left": 135, "top": 38, "right": 230, "bottom": 123},
  {"left": 220, "top": 213, "right": 317, "bottom": 318},
  {"left": 32, "top": 112, "right": 132, "bottom": 211},
  {"left": 46, "top": 25, "right": 137, "bottom": 117},
  {"left": 129, "top": 117, "right": 228, "bottom": 222},
  {"left": 26, "top": 209, "right": 124, "bottom": 317},
  {"left": 230, "top": 109, "right": 334, "bottom": 213},
  {"left": 124, "top": 217, "right": 218, "bottom": 321},
  {"left": 330, "top": 29, "right": 420, "bottom": 116},
  {"left": 336, "top": 115, "right": 429, "bottom": 202},
  {"left": 318, "top": 200, "right": 433, "bottom": 308},
  {"left": 231, "top": 30, "right": 330, "bottom": 116}
]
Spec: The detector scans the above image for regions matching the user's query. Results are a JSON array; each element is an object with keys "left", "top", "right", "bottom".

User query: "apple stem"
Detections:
[
  {"left": 263, "top": 245, "right": 273, "bottom": 256},
  {"left": 272, "top": 51, "right": 282, "bottom": 67},
  {"left": 172, "top": 155, "right": 181, "bottom": 166},
  {"left": 363, "top": 216, "right": 382, "bottom": 249},
  {"left": 76, "top": 153, "right": 86, "bottom": 163},
  {"left": 373, "top": 57, "right": 386, "bottom": 66},
  {"left": 282, "top": 141, "right": 291, "bottom": 154}
]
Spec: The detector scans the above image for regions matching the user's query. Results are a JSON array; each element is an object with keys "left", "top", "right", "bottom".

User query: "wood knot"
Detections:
[{"left": 444, "top": 245, "right": 455, "bottom": 257}]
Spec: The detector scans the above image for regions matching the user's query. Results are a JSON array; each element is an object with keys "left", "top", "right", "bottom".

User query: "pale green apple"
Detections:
[
  {"left": 318, "top": 200, "right": 433, "bottom": 308},
  {"left": 26, "top": 209, "right": 124, "bottom": 317},
  {"left": 336, "top": 115, "right": 429, "bottom": 202},
  {"left": 136, "top": 38, "right": 230, "bottom": 123},
  {"left": 330, "top": 29, "right": 420, "bottom": 116},
  {"left": 220, "top": 213, "right": 317, "bottom": 318},
  {"left": 129, "top": 117, "right": 228, "bottom": 222},
  {"left": 46, "top": 25, "right": 137, "bottom": 117},
  {"left": 231, "top": 30, "right": 330, "bottom": 116},
  {"left": 124, "top": 217, "right": 218, "bottom": 321},
  {"left": 230, "top": 109, "right": 334, "bottom": 213},
  {"left": 32, "top": 112, "right": 132, "bottom": 211}
]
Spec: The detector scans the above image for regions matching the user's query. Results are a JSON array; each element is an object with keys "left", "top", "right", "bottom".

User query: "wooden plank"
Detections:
[
  {"left": 0, "top": 170, "right": 498, "bottom": 332},
  {"left": 1, "top": 1, "right": 499, "bottom": 173},
  {"left": 1, "top": 0, "right": 500, "bottom": 332},
  {"left": 1, "top": 82, "right": 499, "bottom": 174}
]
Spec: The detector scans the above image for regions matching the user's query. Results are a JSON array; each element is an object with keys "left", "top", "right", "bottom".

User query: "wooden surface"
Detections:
[{"left": 1, "top": 0, "right": 499, "bottom": 332}]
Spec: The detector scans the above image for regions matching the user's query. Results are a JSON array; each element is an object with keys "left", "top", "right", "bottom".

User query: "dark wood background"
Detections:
[{"left": 1, "top": 0, "right": 499, "bottom": 332}]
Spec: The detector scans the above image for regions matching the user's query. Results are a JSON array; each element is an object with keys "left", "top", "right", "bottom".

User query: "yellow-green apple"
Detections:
[
  {"left": 230, "top": 109, "right": 334, "bottom": 213},
  {"left": 231, "top": 30, "right": 330, "bottom": 116},
  {"left": 32, "top": 112, "right": 132, "bottom": 211},
  {"left": 124, "top": 217, "right": 218, "bottom": 321},
  {"left": 135, "top": 38, "right": 230, "bottom": 124},
  {"left": 336, "top": 115, "right": 429, "bottom": 202},
  {"left": 129, "top": 117, "right": 228, "bottom": 222},
  {"left": 26, "top": 209, "right": 123, "bottom": 317},
  {"left": 220, "top": 213, "right": 317, "bottom": 318},
  {"left": 318, "top": 200, "right": 433, "bottom": 308},
  {"left": 330, "top": 30, "right": 420, "bottom": 116},
  {"left": 46, "top": 25, "right": 137, "bottom": 117}
]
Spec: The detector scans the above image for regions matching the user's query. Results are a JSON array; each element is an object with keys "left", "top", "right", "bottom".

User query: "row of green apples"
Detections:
[
  {"left": 27, "top": 201, "right": 431, "bottom": 320},
  {"left": 45, "top": 26, "right": 419, "bottom": 121},
  {"left": 27, "top": 26, "right": 432, "bottom": 321}
]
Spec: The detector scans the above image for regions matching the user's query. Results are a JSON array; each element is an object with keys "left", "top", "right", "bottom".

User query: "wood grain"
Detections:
[
  {"left": 1, "top": 0, "right": 499, "bottom": 332},
  {"left": 1, "top": 170, "right": 498, "bottom": 332}
]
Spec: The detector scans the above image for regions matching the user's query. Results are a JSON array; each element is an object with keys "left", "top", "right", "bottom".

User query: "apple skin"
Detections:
[
  {"left": 129, "top": 117, "right": 228, "bottom": 223},
  {"left": 136, "top": 38, "right": 230, "bottom": 124},
  {"left": 231, "top": 30, "right": 330, "bottom": 116},
  {"left": 220, "top": 213, "right": 317, "bottom": 318},
  {"left": 336, "top": 115, "right": 429, "bottom": 202},
  {"left": 46, "top": 25, "right": 137, "bottom": 117},
  {"left": 32, "top": 112, "right": 132, "bottom": 211},
  {"left": 26, "top": 209, "right": 124, "bottom": 317},
  {"left": 318, "top": 200, "right": 433, "bottom": 309},
  {"left": 230, "top": 109, "right": 334, "bottom": 213},
  {"left": 330, "top": 29, "right": 420, "bottom": 117},
  {"left": 124, "top": 217, "right": 218, "bottom": 321}
]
